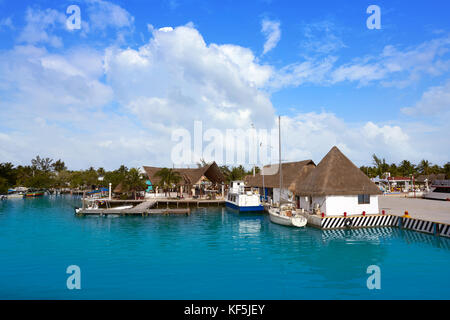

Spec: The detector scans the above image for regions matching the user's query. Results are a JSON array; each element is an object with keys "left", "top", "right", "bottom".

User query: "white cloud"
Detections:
[
  {"left": 0, "top": 17, "right": 13, "bottom": 30},
  {"left": 0, "top": 24, "right": 276, "bottom": 168},
  {"left": 401, "top": 80, "right": 450, "bottom": 116},
  {"left": 330, "top": 37, "right": 450, "bottom": 87},
  {"left": 269, "top": 56, "right": 336, "bottom": 89},
  {"left": 261, "top": 19, "right": 281, "bottom": 55},
  {"left": 280, "top": 113, "right": 417, "bottom": 166},
  {"left": 270, "top": 35, "right": 450, "bottom": 89},
  {"left": 17, "top": 7, "right": 66, "bottom": 47},
  {"left": 104, "top": 24, "right": 275, "bottom": 131},
  {"left": 85, "top": 0, "right": 134, "bottom": 31},
  {"left": 1, "top": 20, "right": 449, "bottom": 169},
  {"left": 300, "top": 20, "right": 346, "bottom": 54}
]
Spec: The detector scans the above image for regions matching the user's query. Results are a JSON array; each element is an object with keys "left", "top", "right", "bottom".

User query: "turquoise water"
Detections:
[{"left": 0, "top": 196, "right": 449, "bottom": 300}]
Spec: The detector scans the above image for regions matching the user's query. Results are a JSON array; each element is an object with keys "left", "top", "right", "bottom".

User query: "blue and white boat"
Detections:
[{"left": 226, "top": 181, "right": 264, "bottom": 212}]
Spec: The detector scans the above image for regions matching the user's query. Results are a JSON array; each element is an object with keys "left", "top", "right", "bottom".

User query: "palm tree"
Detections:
[
  {"left": 154, "top": 168, "right": 182, "bottom": 197},
  {"left": 418, "top": 160, "right": 431, "bottom": 175},
  {"left": 372, "top": 154, "right": 389, "bottom": 177},
  {"left": 123, "top": 168, "right": 146, "bottom": 200},
  {"left": 398, "top": 160, "right": 416, "bottom": 176},
  {"left": 444, "top": 162, "right": 450, "bottom": 179}
]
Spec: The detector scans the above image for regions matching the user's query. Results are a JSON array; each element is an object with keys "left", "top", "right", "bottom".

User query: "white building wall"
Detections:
[
  {"left": 298, "top": 195, "right": 379, "bottom": 216},
  {"left": 299, "top": 195, "right": 326, "bottom": 213},
  {"left": 273, "top": 188, "right": 293, "bottom": 204},
  {"left": 324, "top": 195, "right": 379, "bottom": 216}
]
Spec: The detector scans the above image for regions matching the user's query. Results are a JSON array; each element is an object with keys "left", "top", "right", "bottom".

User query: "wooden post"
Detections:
[{"left": 82, "top": 191, "right": 86, "bottom": 210}]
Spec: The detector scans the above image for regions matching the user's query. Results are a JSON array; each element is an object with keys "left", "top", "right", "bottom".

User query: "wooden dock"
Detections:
[
  {"left": 77, "top": 199, "right": 194, "bottom": 216},
  {"left": 77, "top": 208, "right": 190, "bottom": 216}
]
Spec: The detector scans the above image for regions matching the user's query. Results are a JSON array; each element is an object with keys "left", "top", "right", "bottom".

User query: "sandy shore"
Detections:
[{"left": 379, "top": 196, "right": 450, "bottom": 224}]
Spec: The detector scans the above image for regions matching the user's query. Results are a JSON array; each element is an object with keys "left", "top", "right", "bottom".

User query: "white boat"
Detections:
[
  {"left": 75, "top": 204, "right": 133, "bottom": 214},
  {"left": 6, "top": 192, "right": 25, "bottom": 199},
  {"left": 423, "top": 180, "right": 450, "bottom": 201},
  {"left": 269, "top": 203, "right": 307, "bottom": 227},
  {"left": 226, "top": 181, "right": 264, "bottom": 212},
  {"left": 268, "top": 116, "right": 307, "bottom": 228}
]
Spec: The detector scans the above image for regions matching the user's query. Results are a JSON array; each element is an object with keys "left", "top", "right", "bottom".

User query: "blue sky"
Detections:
[{"left": 0, "top": 0, "right": 449, "bottom": 169}]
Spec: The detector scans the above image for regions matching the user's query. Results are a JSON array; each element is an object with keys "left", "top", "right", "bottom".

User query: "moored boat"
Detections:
[
  {"left": 269, "top": 203, "right": 307, "bottom": 227},
  {"left": 25, "top": 190, "right": 45, "bottom": 197},
  {"left": 268, "top": 116, "right": 307, "bottom": 228},
  {"left": 6, "top": 190, "right": 25, "bottom": 199},
  {"left": 424, "top": 180, "right": 450, "bottom": 201},
  {"left": 226, "top": 181, "right": 264, "bottom": 212}
]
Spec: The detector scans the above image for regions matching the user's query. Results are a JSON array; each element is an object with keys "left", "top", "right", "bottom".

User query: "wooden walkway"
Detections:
[
  {"left": 77, "top": 207, "right": 190, "bottom": 216},
  {"left": 77, "top": 199, "right": 192, "bottom": 216},
  {"left": 126, "top": 200, "right": 157, "bottom": 213},
  {"left": 76, "top": 198, "right": 223, "bottom": 217}
]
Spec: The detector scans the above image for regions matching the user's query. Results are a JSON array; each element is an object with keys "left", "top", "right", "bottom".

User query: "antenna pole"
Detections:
[{"left": 278, "top": 116, "right": 282, "bottom": 205}]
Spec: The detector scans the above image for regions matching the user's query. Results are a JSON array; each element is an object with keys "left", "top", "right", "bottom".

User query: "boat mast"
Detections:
[{"left": 278, "top": 115, "right": 282, "bottom": 205}]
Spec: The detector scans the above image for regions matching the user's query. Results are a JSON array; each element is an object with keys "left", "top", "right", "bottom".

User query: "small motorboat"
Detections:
[
  {"left": 75, "top": 202, "right": 133, "bottom": 215},
  {"left": 269, "top": 203, "right": 307, "bottom": 227},
  {"left": 25, "top": 190, "right": 45, "bottom": 197},
  {"left": 6, "top": 190, "right": 25, "bottom": 199}
]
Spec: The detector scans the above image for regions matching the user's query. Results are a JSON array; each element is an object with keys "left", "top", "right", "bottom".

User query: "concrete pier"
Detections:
[
  {"left": 379, "top": 196, "right": 450, "bottom": 224},
  {"left": 299, "top": 196, "right": 450, "bottom": 238}
]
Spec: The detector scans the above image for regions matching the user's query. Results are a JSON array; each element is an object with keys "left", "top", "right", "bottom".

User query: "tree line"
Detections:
[
  {"left": 0, "top": 156, "right": 259, "bottom": 195},
  {"left": 0, "top": 156, "right": 147, "bottom": 195},
  {"left": 360, "top": 154, "right": 450, "bottom": 179}
]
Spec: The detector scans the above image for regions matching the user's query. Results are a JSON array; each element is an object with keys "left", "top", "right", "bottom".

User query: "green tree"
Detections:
[
  {"left": 418, "top": 159, "right": 431, "bottom": 175},
  {"left": 372, "top": 154, "right": 389, "bottom": 177},
  {"left": 219, "top": 165, "right": 231, "bottom": 182},
  {"left": 0, "top": 162, "right": 16, "bottom": 186},
  {"left": 15, "top": 165, "right": 34, "bottom": 187},
  {"left": 123, "top": 168, "right": 147, "bottom": 199},
  {"left": 389, "top": 163, "right": 398, "bottom": 177},
  {"left": 197, "top": 158, "right": 208, "bottom": 168},
  {"left": 0, "top": 177, "right": 8, "bottom": 194},
  {"left": 31, "top": 155, "right": 53, "bottom": 172},
  {"left": 53, "top": 170, "right": 71, "bottom": 188},
  {"left": 228, "top": 165, "right": 247, "bottom": 182},
  {"left": 154, "top": 168, "right": 182, "bottom": 196},
  {"left": 51, "top": 159, "right": 67, "bottom": 172},
  {"left": 103, "top": 166, "right": 128, "bottom": 190},
  {"left": 398, "top": 160, "right": 416, "bottom": 176},
  {"left": 444, "top": 162, "right": 450, "bottom": 179}
]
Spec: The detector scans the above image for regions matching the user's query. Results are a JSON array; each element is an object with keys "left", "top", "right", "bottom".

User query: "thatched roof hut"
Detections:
[
  {"left": 295, "top": 146, "right": 382, "bottom": 196},
  {"left": 113, "top": 183, "right": 122, "bottom": 193},
  {"left": 245, "top": 160, "right": 316, "bottom": 190},
  {"left": 143, "top": 161, "right": 225, "bottom": 187}
]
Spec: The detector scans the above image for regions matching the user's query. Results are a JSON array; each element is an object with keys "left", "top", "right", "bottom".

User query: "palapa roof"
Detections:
[
  {"left": 245, "top": 160, "right": 316, "bottom": 189},
  {"left": 295, "top": 146, "right": 382, "bottom": 196},
  {"left": 143, "top": 161, "right": 225, "bottom": 186},
  {"left": 113, "top": 182, "right": 124, "bottom": 193}
]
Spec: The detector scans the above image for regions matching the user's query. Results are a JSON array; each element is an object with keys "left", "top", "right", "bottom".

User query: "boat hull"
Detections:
[
  {"left": 269, "top": 209, "right": 307, "bottom": 227},
  {"left": 423, "top": 192, "right": 450, "bottom": 201},
  {"left": 25, "top": 192, "right": 44, "bottom": 197},
  {"left": 225, "top": 201, "right": 264, "bottom": 212},
  {"left": 7, "top": 194, "right": 24, "bottom": 199}
]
